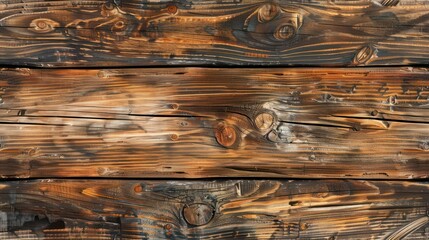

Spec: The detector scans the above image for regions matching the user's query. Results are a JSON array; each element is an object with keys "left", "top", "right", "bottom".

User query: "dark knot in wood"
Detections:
[
  {"left": 113, "top": 21, "right": 126, "bottom": 31},
  {"left": 167, "top": 5, "right": 178, "bottom": 14},
  {"left": 101, "top": 3, "right": 118, "bottom": 17},
  {"left": 215, "top": 123, "right": 238, "bottom": 148},
  {"left": 183, "top": 203, "right": 215, "bottom": 226},
  {"left": 353, "top": 45, "right": 377, "bottom": 65},
  {"left": 170, "top": 103, "right": 179, "bottom": 110},
  {"left": 274, "top": 24, "right": 296, "bottom": 40},
  {"left": 242, "top": 3, "right": 302, "bottom": 45}
]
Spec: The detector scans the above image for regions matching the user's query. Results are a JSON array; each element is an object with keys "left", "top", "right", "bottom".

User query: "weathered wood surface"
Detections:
[
  {"left": 0, "top": 67, "right": 428, "bottom": 179},
  {"left": 0, "top": 179, "right": 428, "bottom": 239},
  {"left": 0, "top": 0, "right": 429, "bottom": 67}
]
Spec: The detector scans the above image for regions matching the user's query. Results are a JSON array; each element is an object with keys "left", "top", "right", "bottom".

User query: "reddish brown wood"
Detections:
[
  {"left": 0, "top": 67, "right": 428, "bottom": 179},
  {"left": 215, "top": 123, "right": 238, "bottom": 148}
]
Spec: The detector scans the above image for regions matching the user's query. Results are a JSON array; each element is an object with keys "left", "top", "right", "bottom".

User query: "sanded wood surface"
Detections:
[
  {"left": 0, "top": 179, "right": 428, "bottom": 239},
  {"left": 0, "top": 67, "right": 428, "bottom": 179},
  {"left": 0, "top": 0, "right": 429, "bottom": 67}
]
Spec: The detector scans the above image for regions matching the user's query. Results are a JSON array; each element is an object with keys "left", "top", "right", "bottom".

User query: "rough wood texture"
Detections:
[
  {"left": 0, "top": 179, "right": 428, "bottom": 239},
  {"left": 0, "top": 0, "right": 429, "bottom": 67},
  {"left": 0, "top": 67, "right": 428, "bottom": 179}
]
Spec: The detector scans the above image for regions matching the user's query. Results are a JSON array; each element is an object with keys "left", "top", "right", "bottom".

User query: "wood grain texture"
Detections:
[
  {"left": 0, "top": 179, "right": 428, "bottom": 239},
  {"left": 0, "top": 67, "right": 428, "bottom": 179},
  {"left": 0, "top": 0, "right": 429, "bottom": 67}
]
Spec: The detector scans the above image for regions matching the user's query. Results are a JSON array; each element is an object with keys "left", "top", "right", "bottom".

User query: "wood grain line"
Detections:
[
  {"left": 0, "top": 179, "right": 428, "bottom": 239},
  {"left": 0, "top": 0, "right": 428, "bottom": 66},
  {"left": 0, "top": 67, "right": 428, "bottom": 179}
]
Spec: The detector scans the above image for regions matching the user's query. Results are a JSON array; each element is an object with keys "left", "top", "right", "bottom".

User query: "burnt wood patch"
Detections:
[
  {"left": 0, "top": 0, "right": 428, "bottom": 67},
  {"left": 0, "top": 179, "right": 428, "bottom": 239},
  {"left": 0, "top": 67, "right": 428, "bottom": 179}
]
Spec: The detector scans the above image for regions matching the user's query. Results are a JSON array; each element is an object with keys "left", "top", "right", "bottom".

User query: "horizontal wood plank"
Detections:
[
  {"left": 0, "top": 0, "right": 429, "bottom": 66},
  {"left": 0, "top": 179, "right": 428, "bottom": 239},
  {"left": 0, "top": 67, "right": 428, "bottom": 179}
]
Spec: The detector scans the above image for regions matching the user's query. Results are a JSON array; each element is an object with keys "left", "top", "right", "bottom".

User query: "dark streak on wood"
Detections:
[
  {"left": 0, "top": 0, "right": 428, "bottom": 66},
  {"left": 0, "top": 67, "right": 428, "bottom": 179}
]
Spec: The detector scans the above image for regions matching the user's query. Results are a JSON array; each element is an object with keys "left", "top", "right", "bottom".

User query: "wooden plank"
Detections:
[
  {"left": 0, "top": 0, "right": 429, "bottom": 67},
  {"left": 0, "top": 67, "right": 428, "bottom": 179},
  {"left": 0, "top": 179, "right": 428, "bottom": 239}
]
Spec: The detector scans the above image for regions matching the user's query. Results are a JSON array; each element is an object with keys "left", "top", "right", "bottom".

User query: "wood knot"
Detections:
[
  {"left": 170, "top": 134, "right": 179, "bottom": 141},
  {"left": 183, "top": 203, "right": 215, "bottom": 226},
  {"left": 353, "top": 45, "right": 377, "bottom": 65},
  {"left": 134, "top": 184, "right": 143, "bottom": 193},
  {"left": 164, "top": 223, "right": 173, "bottom": 235},
  {"left": 167, "top": 5, "right": 178, "bottom": 14},
  {"left": 26, "top": 147, "right": 39, "bottom": 156},
  {"left": 112, "top": 21, "right": 126, "bottom": 31},
  {"left": 215, "top": 123, "right": 238, "bottom": 148},
  {"left": 299, "top": 222, "right": 309, "bottom": 231},
  {"left": 258, "top": 3, "right": 279, "bottom": 23},
  {"left": 97, "top": 70, "right": 109, "bottom": 78},
  {"left": 17, "top": 109, "right": 26, "bottom": 116},
  {"left": 254, "top": 112, "right": 275, "bottom": 131},
  {"left": 289, "top": 200, "right": 302, "bottom": 206},
  {"left": 101, "top": 3, "right": 118, "bottom": 17},
  {"left": 314, "top": 191, "right": 329, "bottom": 198},
  {"left": 170, "top": 103, "right": 179, "bottom": 110},
  {"left": 29, "top": 18, "right": 59, "bottom": 33},
  {"left": 274, "top": 24, "right": 296, "bottom": 40},
  {"left": 387, "top": 95, "right": 398, "bottom": 105},
  {"left": 164, "top": 223, "right": 172, "bottom": 230}
]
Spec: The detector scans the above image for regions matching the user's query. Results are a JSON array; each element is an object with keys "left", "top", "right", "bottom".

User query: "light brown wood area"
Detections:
[
  {"left": 0, "top": 67, "right": 428, "bottom": 179},
  {"left": 0, "top": 0, "right": 428, "bottom": 67},
  {"left": 0, "top": 179, "right": 428, "bottom": 239}
]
